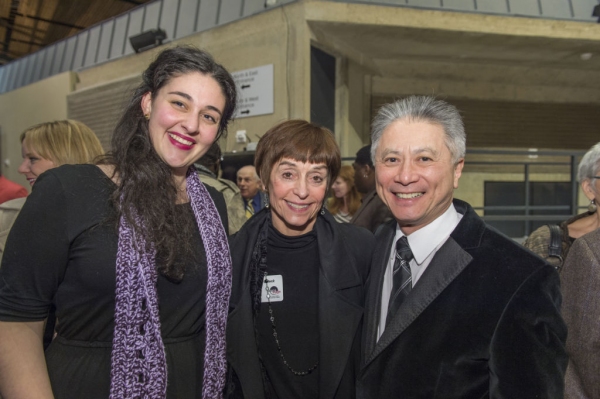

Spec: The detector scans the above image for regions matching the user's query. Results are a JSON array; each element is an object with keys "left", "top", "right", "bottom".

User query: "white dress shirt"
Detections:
[{"left": 377, "top": 203, "right": 463, "bottom": 340}]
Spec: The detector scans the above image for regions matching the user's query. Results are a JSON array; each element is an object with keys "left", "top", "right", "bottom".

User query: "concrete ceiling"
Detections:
[
  {"left": 0, "top": 0, "right": 152, "bottom": 65},
  {"left": 309, "top": 21, "right": 600, "bottom": 91}
]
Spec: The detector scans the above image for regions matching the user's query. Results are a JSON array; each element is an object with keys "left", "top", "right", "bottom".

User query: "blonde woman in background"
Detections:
[
  {"left": 328, "top": 164, "right": 362, "bottom": 223},
  {"left": 0, "top": 120, "right": 104, "bottom": 258}
]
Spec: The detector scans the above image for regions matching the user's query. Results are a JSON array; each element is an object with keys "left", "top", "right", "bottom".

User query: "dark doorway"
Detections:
[{"left": 310, "top": 46, "right": 335, "bottom": 132}]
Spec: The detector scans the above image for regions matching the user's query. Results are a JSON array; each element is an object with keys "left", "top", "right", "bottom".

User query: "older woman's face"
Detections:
[{"left": 268, "top": 157, "right": 328, "bottom": 236}]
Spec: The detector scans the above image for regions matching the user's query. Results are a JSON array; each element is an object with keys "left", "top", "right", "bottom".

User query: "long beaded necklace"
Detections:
[{"left": 263, "top": 272, "right": 319, "bottom": 376}]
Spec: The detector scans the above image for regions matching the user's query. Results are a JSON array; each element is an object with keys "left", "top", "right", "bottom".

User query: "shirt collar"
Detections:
[{"left": 395, "top": 203, "right": 462, "bottom": 264}]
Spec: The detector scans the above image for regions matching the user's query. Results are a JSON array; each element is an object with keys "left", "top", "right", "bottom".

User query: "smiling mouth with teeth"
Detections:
[
  {"left": 288, "top": 202, "right": 309, "bottom": 210},
  {"left": 169, "top": 133, "right": 193, "bottom": 146},
  {"left": 395, "top": 192, "right": 423, "bottom": 199}
]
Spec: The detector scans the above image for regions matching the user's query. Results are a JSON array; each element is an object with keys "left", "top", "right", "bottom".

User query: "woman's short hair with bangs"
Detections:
[{"left": 255, "top": 119, "right": 341, "bottom": 190}]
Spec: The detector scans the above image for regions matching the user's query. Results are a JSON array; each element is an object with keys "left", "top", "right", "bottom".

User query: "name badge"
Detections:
[{"left": 262, "top": 274, "right": 284, "bottom": 303}]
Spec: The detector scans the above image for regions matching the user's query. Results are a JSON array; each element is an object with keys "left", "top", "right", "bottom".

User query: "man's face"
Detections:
[
  {"left": 353, "top": 162, "right": 371, "bottom": 194},
  {"left": 374, "top": 119, "right": 464, "bottom": 235},
  {"left": 237, "top": 166, "right": 261, "bottom": 200}
]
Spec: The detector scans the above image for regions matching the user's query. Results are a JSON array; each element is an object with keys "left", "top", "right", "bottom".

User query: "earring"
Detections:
[
  {"left": 320, "top": 207, "right": 326, "bottom": 215},
  {"left": 363, "top": 174, "right": 368, "bottom": 178},
  {"left": 263, "top": 192, "right": 270, "bottom": 209},
  {"left": 589, "top": 199, "right": 597, "bottom": 213},
  {"left": 144, "top": 113, "right": 150, "bottom": 120}
]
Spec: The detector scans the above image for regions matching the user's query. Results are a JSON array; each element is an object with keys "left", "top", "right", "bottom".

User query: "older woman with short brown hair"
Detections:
[{"left": 226, "top": 119, "right": 374, "bottom": 399}]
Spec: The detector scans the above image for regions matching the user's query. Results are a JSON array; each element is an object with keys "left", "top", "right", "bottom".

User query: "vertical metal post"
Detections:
[
  {"left": 570, "top": 155, "right": 578, "bottom": 215},
  {"left": 524, "top": 163, "right": 531, "bottom": 236}
]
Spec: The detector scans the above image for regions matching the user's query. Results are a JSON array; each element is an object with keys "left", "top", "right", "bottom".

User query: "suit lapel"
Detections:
[
  {"left": 361, "top": 220, "right": 396, "bottom": 364},
  {"left": 366, "top": 237, "right": 472, "bottom": 364},
  {"left": 316, "top": 216, "right": 364, "bottom": 399}
]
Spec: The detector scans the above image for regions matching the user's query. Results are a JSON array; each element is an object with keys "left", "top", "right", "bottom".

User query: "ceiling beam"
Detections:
[{"left": 14, "top": 12, "right": 85, "bottom": 30}]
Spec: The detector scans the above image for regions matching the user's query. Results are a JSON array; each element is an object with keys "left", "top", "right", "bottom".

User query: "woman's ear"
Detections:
[
  {"left": 141, "top": 92, "right": 152, "bottom": 116},
  {"left": 581, "top": 179, "right": 596, "bottom": 201}
]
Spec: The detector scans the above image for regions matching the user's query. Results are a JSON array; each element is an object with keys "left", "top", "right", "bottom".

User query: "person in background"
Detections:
[
  {"left": 0, "top": 173, "right": 27, "bottom": 205},
  {"left": 358, "top": 96, "right": 567, "bottom": 398},
  {"left": 227, "top": 120, "right": 374, "bottom": 399},
  {"left": 524, "top": 141, "right": 600, "bottom": 271},
  {"left": 0, "top": 46, "right": 235, "bottom": 399},
  {"left": 237, "top": 164, "right": 266, "bottom": 219},
  {"left": 0, "top": 119, "right": 104, "bottom": 260},
  {"left": 350, "top": 145, "right": 392, "bottom": 233},
  {"left": 328, "top": 164, "right": 361, "bottom": 223},
  {"left": 196, "top": 142, "right": 246, "bottom": 234},
  {"left": 560, "top": 227, "right": 600, "bottom": 399}
]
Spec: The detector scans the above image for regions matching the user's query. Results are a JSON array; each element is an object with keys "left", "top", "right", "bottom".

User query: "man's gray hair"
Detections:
[
  {"left": 370, "top": 96, "right": 466, "bottom": 164},
  {"left": 577, "top": 142, "right": 600, "bottom": 187}
]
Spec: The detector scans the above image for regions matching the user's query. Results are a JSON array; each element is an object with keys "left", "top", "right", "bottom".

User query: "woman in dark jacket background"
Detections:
[{"left": 226, "top": 120, "right": 374, "bottom": 399}]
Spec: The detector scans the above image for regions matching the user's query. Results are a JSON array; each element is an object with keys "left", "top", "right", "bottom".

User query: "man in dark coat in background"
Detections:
[
  {"left": 358, "top": 96, "right": 567, "bottom": 398},
  {"left": 350, "top": 145, "right": 392, "bottom": 233}
]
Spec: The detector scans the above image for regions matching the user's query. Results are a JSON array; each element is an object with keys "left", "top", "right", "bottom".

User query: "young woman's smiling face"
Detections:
[{"left": 141, "top": 72, "right": 226, "bottom": 179}]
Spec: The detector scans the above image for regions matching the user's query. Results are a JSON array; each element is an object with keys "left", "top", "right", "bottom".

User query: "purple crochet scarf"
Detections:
[{"left": 109, "top": 166, "right": 232, "bottom": 399}]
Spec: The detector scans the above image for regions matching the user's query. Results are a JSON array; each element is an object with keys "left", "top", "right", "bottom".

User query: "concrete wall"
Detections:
[{"left": 0, "top": 71, "right": 75, "bottom": 189}]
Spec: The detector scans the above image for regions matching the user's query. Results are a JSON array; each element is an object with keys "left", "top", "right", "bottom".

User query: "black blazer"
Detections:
[
  {"left": 227, "top": 209, "right": 374, "bottom": 399},
  {"left": 358, "top": 199, "right": 568, "bottom": 398}
]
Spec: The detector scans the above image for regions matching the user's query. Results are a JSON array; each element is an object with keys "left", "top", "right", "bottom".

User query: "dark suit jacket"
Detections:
[
  {"left": 227, "top": 209, "right": 374, "bottom": 399},
  {"left": 350, "top": 189, "right": 393, "bottom": 233},
  {"left": 358, "top": 199, "right": 568, "bottom": 398},
  {"left": 561, "top": 228, "right": 600, "bottom": 399}
]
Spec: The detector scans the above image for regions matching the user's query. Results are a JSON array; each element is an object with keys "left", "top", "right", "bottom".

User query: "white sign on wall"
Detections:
[{"left": 232, "top": 64, "right": 274, "bottom": 119}]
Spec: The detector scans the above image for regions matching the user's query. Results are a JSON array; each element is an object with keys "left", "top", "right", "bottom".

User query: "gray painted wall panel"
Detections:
[
  {"left": 197, "top": 1, "right": 220, "bottom": 31},
  {"left": 72, "top": 32, "right": 88, "bottom": 70},
  {"left": 97, "top": 21, "right": 115, "bottom": 64},
  {"left": 219, "top": 0, "right": 243, "bottom": 24},
  {"left": 442, "top": 0, "right": 475, "bottom": 11},
  {"left": 62, "top": 37, "right": 78, "bottom": 71},
  {"left": 144, "top": 1, "right": 162, "bottom": 31},
  {"left": 3, "top": 64, "right": 15, "bottom": 92},
  {"left": 0, "top": 67, "right": 6, "bottom": 94},
  {"left": 22, "top": 56, "right": 35, "bottom": 87},
  {"left": 14, "top": 59, "right": 26, "bottom": 90},
  {"left": 161, "top": 0, "right": 180, "bottom": 40},
  {"left": 243, "top": 0, "right": 268, "bottom": 16},
  {"left": 540, "top": 0, "right": 573, "bottom": 17},
  {"left": 572, "top": 0, "right": 597, "bottom": 19},
  {"left": 110, "top": 15, "right": 130, "bottom": 59},
  {"left": 125, "top": 8, "right": 146, "bottom": 55},
  {"left": 41, "top": 48, "right": 54, "bottom": 80},
  {"left": 408, "top": 0, "right": 441, "bottom": 7},
  {"left": 51, "top": 41, "right": 66, "bottom": 75},
  {"left": 508, "top": 0, "right": 541, "bottom": 16},
  {"left": 176, "top": 0, "right": 199, "bottom": 38},
  {"left": 32, "top": 51, "right": 45, "bottom": 82},
  {"left": 83, "top": 26, "right": 102, "bottom": 67},
  {"left": 476, "top": 0, "right": 508, "bottom": 13}
]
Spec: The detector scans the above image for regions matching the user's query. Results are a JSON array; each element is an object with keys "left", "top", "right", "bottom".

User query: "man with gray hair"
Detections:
[{"left": 358, "top": 96, "right": 567, "bottom": 398}]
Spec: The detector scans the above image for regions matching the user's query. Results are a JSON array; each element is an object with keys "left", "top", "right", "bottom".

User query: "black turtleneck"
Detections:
[{"left": 257, "top": 223, "right": 320, "bottom": 399}]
